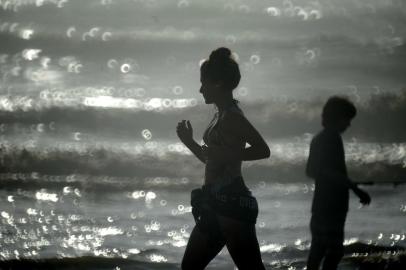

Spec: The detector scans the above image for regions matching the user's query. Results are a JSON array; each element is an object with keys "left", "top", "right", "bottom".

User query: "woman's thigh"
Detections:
[
  {"left": 181, "top": 225, "right": 225, "bottom": 270},
  {"left": 218, "top": 215, "right": 265, "bottom": 270}
]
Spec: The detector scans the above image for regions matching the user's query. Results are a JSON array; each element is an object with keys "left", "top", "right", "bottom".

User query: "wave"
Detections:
[
  {"left": 0, "top": 242, "right": 403, "bottom": 270},
  {"left": 0, "top": 90, "right": 406, "bottom": 142},
  {"left": 0, "top": 144, "right": 404, "bottom": 187},
  {"left": 0, "top": 256, "right": 179, "bottom": 270},
  {"left": 242, "top": 89, "right": 406, "bottom": 142},
  {"left": 344, "top": 243, "right": 406, "bottom": 270},
  {"left": 261, "top": 242, "right": 406, "bottom": 270}
]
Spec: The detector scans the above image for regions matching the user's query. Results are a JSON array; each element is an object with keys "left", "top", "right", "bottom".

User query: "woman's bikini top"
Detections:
[{"left": 202, "top": 101, "right": 245, "bottom": 186}]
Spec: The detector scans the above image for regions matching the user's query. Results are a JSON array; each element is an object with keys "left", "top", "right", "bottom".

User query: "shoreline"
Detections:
[{"left": 0, "top": 243, "right": 404, "bottom": 270}]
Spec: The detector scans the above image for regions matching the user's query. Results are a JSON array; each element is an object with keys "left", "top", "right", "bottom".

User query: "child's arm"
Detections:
[
  {"left": 306, "top": 139, "right": 318, "bottom": 178},
  {"left": 307, "top": 133, "right": 371, "bottom": 205},
  {"left": 320, "top": 169, "right": 371, "bottom": 205},
  {"left": 351, "top": 183, "right": 371, "bottom": 205}
]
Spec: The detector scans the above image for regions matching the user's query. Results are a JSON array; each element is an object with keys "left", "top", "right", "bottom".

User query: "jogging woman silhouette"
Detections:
[{"left": 176, "top": 47, "right": 270, "bottom": 270}]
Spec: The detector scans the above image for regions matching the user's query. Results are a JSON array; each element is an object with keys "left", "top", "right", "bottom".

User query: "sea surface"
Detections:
[
  {"left": 0, "top": 174, "right": 405, "bottom": 269},
  {"left": 1, "top": 117, "right": 405, "bottom": 269}
]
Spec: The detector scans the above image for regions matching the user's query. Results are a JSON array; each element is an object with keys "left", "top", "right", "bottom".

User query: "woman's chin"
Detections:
[{"left": 204, "top": 99, "right": 212, "bottom": 104}]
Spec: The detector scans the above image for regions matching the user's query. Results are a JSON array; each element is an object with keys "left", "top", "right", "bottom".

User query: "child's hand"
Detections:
[{"left": 356, "top": 188, "right": 371, "bottom": 205}]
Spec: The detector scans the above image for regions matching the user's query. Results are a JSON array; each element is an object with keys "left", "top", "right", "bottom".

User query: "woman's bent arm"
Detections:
[
  {"left": 206, "top": 113, "right": 270, "bottom": 162},
  {"left": 183, "top": 139, "right": 206, "bottom": 164},
  {"left": 176, "top": 120, "right": 206, "bottom": 164},
  {"left": 241, "top": 143, "right": 270, "bottom": 161},
  {"left": 230, "top": 113, "right": 270, "bottom": 161}
]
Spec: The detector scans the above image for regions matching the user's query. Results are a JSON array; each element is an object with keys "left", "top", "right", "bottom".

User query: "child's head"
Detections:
[{"left": 322, "top": 96, "right": 357, "bottom": 133}]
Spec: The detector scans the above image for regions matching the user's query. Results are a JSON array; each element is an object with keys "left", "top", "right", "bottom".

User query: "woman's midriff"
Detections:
[{"left": 204, "top": 159, "right": 243, "bottom": 185}]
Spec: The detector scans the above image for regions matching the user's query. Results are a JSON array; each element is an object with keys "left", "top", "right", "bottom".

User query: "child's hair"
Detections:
[
  {"left": 322, "top": 96, "right": 357, "bottom": 127},
  {"left": 200, "top": 47, "right": 241, "bottom": 91}
]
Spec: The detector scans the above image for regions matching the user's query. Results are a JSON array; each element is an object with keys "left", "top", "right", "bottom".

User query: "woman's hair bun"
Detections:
[
  {"left": 209, "top": 47, "right": 232, "bottom": 63},
  {"left": 201, "top": 47, "right": 241, "bottom": 91}
]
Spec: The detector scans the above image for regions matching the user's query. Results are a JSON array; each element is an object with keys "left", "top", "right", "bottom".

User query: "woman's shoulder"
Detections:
[
  {"left": 219, "top": 103, "right": 249, "bottom": 136},
  {"left": 221, "top": 101, "right": 244, "bottom": 120},
  {"left": 229, "top": 100, "right": 244, "bottom": 114}
]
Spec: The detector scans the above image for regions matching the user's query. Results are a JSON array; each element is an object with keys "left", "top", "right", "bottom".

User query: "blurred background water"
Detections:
[{"left": 0, "top": 0, "right": 405, "bottom": 269}]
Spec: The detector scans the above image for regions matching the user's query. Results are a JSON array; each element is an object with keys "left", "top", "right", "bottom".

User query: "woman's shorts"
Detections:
[{"left": 191, "top": 177, "right": 258, "bottom": 231}]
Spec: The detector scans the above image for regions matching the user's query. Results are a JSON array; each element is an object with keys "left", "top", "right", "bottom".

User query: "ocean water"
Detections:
[
  {"left": 0, "top": 0, "right": 406, "bottom": 269},
  {"left": 0, "top": 175, "right": 405, "bottom": 269}
]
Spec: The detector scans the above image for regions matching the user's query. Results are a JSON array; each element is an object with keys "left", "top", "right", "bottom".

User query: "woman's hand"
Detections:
[
  {"left": 176, "top": 120, "right": 206, "bottom": 164},
  {"left": 176, "top": 120, "right": 193, "bottom": 145}
]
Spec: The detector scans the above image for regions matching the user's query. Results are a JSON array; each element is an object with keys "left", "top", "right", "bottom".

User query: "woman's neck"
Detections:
[{"left": 214, "top": 95, "right": 235, "bottom": 112}]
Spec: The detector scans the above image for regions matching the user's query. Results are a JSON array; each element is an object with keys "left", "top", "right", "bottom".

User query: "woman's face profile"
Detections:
[{"left": 199, "top": 75, "right": 221, "bottom": 104}]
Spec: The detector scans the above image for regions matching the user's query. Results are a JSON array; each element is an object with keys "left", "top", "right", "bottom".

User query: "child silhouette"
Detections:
[{"left": 306, "top": 96, "right": 371, "bottom": 270}]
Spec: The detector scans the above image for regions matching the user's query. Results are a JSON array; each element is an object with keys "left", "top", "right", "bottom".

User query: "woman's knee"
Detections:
[
  {"left": 233, "top": 257, "right": 265, "bottom": 270},
  {"left": 181, "top": 257, "right": 199, "bottom": 270},
  {"left": 224, "top": 227, "right": 265, "bottom": 270}
]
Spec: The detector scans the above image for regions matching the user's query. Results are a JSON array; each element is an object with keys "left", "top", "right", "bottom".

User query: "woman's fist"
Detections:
[{"left": 176, "top": 120, "right": 193, "bottom": 144}]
